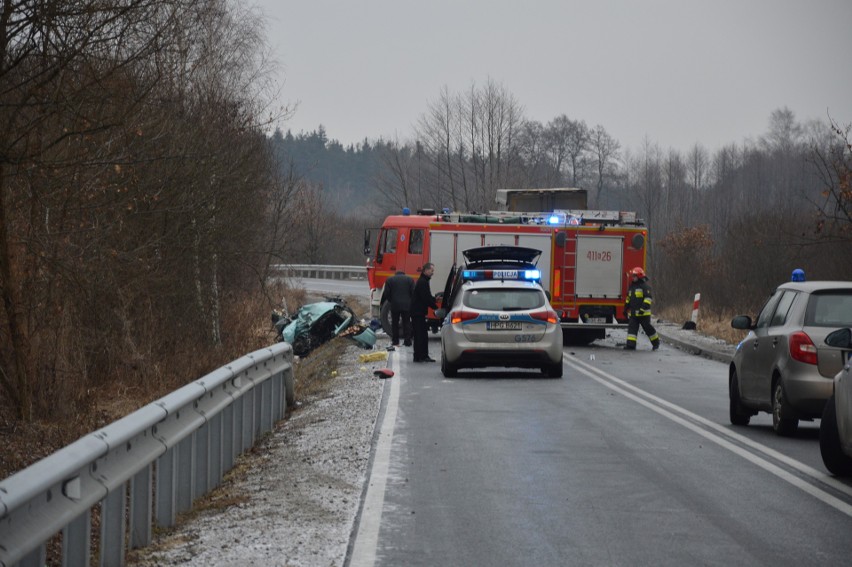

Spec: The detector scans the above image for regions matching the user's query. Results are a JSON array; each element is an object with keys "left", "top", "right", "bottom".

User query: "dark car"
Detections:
[{"left": 729, "top": 281, "right": 852, "bottom": 436}]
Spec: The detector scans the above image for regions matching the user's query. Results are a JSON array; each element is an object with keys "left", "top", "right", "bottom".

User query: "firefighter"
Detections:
[{"left": 624, "top": 267, "right": 660, "bottom": 351}]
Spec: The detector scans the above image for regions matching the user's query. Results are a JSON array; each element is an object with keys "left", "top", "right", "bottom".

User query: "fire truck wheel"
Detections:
[
  {"left": 562, "top": 329, "right": 602, "bottom": 346},
  {"left": 379, "top": 301, "right": 392, "bottom": 336}
]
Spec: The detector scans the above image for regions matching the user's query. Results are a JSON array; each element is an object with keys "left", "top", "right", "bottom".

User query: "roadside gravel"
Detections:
[
  {"left": 127, "top": 338, "right": 389, "bottom": 567},
  {"left": 127, "top": 320, "right": 733, "bottom": 566}
]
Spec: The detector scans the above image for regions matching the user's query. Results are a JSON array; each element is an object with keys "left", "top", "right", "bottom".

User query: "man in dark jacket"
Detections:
[
  {"left": 380, "top": 270, "right": 415, "bottom": 346},
  {"left": 624, "top": 266, "right": 660, "bottom": 350},
  {"left": 411, "top": 263, "right": 438, "bottom": 362}
]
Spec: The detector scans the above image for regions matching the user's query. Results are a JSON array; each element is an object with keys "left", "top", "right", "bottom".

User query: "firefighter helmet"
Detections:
[{"left": 630, "top": 267, "right": 646, "bottom": 278}]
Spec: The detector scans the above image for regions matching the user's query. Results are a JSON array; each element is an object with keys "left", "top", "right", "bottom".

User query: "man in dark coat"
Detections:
[
  {"left": 380, "top": 270, "right": 415, "bottom": 346},
  {"left": 411, "top": 263, "right": 438, "bottom": 362},
  {"left": 624, "top": 266, "right": 660, "bottom": 350}
]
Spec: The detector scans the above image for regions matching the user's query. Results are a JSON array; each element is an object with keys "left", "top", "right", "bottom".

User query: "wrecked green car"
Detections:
[{"left": 272, "top": 297, "right": 376, "bottom": 356}]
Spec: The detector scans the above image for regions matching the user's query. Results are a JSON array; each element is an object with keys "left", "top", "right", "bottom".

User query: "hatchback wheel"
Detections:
[
  {"left": 772, "top": 380, "right": 798, "bottom": 437},
  {"left": 543, "top": 363, "right": 563, "bottom": 378},
  {"left": 729, "top": 370, "right": 751, "bottom": 426},
  {"left": 441, "top": 352, "right": 458, "bottom": 378},
  {"left": 820, "top": 395, "right": 852, "bottom": 476}
]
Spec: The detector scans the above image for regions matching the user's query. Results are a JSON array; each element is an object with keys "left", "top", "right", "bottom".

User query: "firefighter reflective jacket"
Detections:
[{"left": 626, "top": 278, "right": 653, "bottom": 317}]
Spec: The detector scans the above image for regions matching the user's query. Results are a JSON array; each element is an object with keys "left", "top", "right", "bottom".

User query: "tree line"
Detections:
[
  {"left": 276, "top": 80, "right": 851, "bottom": 317},
  {"left": 0, "top": 0, "right": 300, "bottom": 421}
]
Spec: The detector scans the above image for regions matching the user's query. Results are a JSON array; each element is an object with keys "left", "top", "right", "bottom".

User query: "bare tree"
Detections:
[
  {"left": 810, "top": 118, "right": 852, "bottom": 242},
  {"left": 414, "top": 79, "right": 524, "bottom": 212},
  {"left": 661, "top": 149, "right": 687, "bottom": 236},
  {"left": 374, "top": 140, "right": 417, "bottom": 210},
  {"left": 589, "top": 124, "right": 620, "bottom": 207},
  {"left": 629, "top": 138, "right": 664, "bottom": 271},
  {"left": 684, "top": 143, "right": 709, "bottom": 225},
  {"left": 544, "top": 115, "right": 591, "bottom": 188},
  {"left": 0, "top": 0, "right": 287, "bottom": 420}
]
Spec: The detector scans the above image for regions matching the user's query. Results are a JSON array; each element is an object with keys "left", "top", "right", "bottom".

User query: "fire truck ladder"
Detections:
[{"left": 558, "top": 229, "right": 577, "bottom": 307}]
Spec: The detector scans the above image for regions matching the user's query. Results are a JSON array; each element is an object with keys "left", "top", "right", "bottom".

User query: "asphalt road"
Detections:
[
  {"left": 295, "top": 278, "right": 852, "bottom": 566},
  {"left": 349, "top": 334, "right": 852, "bottom": 567}
]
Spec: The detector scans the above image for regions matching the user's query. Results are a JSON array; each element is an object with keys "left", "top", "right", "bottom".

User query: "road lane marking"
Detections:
[
  {"left": 564, "top": 354, "right": 852, "bottom": 517},
  {"left": 349, "top": 353, "right": 400, "bottom": 567}
]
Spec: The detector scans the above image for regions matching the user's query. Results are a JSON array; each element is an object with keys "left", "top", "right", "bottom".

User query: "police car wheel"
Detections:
[
  {"left": 543, "top": 363, "right": 563, "bottom": 378},
  {"left": 441, "top": 354, "right": 458, "bottom": 378}
]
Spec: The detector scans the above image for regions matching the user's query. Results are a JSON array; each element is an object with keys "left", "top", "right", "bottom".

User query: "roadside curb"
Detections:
[
  {"left": 658, "top": 331, "right": 733, "bottom": 364},
  {"left": 653, "top": 321, "right": 736, "bottom": 365}
]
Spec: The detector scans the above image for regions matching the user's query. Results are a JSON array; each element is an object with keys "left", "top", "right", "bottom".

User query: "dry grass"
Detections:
[
  {"left": 656, "top": 300, "right": 751, "bottom": 345},
  {"left": 0, "top": 285, "right": 367, "bottom": 482}
]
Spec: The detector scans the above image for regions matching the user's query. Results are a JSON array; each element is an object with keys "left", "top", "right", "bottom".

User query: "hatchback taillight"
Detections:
[
  {"left": 530, "top": 309, "right": 559, "bottom": 324},
  {"left": 451, "top": 310, "right": 478, "bottom": 324},
  {"left": 789, "top": 332, "right": 818, "bottom": 365}
]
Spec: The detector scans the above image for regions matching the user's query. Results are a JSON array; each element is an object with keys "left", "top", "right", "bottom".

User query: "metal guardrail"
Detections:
[
  {"left": 272, "top": 263, "right": 366, "bottom": 280},
  {"left": 0, "top": 343, "right": 295, "bottom": 567}
]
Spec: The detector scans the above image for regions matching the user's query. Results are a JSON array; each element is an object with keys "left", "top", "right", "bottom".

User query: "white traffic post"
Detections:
[{"left": 690, "top": 293, "right": 701, "bottom": 325}]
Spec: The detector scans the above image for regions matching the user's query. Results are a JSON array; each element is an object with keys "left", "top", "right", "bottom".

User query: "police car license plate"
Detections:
[{"left": 487, "top": 321, "right": 521, "bottom": 331}]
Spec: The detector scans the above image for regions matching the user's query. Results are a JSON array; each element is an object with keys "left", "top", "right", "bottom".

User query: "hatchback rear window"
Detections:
[
  {"left": 463, "top": 289, "right": 545, "bottom": 311},
  {"left": 805, "top": 291, "right": 852, "bottom": 327}
]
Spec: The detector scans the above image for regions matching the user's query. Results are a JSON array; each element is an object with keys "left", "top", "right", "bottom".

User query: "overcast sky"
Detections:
[{"left": 253, "top": 0, "right": 852, "bottom": 153}]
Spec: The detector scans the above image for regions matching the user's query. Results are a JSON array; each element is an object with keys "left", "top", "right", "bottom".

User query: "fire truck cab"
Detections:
[{"left": 364, "top": 192, "right": 647, "bottom": 345}]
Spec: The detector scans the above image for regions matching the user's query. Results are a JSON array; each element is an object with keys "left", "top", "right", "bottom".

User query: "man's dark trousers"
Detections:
[
  {"left": 412, "top": 315, "right": 429, "bottom": 360},
  {"left": 391, "top": 309, "right": 411, "bottom": 345}
]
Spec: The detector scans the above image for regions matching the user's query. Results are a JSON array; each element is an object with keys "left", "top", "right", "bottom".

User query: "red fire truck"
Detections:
[{"left": 364, "top": 190, "right": 648, "bottom": 344}]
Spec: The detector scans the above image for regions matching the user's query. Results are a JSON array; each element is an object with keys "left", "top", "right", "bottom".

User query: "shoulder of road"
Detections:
[{"left": 655, "top": 319, "right": 736, "bottom": 364}]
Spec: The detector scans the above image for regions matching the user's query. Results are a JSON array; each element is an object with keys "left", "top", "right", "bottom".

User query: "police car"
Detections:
[{"left": 438, "top": 247, "right": 564, "bottom": 378}]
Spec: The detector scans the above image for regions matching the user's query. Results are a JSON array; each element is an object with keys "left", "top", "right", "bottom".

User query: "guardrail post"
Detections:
[
  {"left": 209, "top": 412, "right": 223, "bottom": 490},
  {"left": 241, "top": 390, "right": 254, "bottom": 452},
  {"left": 62, "top": 510, "right": 91, "bottom": 566},
  {"left": 130, "top": 465, "right": 152, "bottom": 549},
  {"left": 223, "top": 403, "right": 236, "bottom": 472},
  {"left": 100, "top": 488, "right": 126, "bottom": 567},
  {"left": 177, "top": 435, "right": 194, "bottom": 514},
  {"left": 155, "top": 448, "right": 178, "bottom": 527},
  {"left": 195, "top": 422, "right": 210, "bottom": 498},
  {"left": 19, "top": 546, "right": 45, "bottom": 567}
]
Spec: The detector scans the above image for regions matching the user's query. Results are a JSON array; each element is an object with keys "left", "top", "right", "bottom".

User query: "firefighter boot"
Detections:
[{"left": 652, "top": 340, "right": 660, "bottom": 351}]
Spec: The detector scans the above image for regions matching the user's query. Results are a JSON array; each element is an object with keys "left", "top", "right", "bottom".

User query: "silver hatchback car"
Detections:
[
  {"left": 440, "top": 276, "right": 563, "bottom": 378},
  {"left": 729, "top": 281, "right": 852, "bottom": 436}
]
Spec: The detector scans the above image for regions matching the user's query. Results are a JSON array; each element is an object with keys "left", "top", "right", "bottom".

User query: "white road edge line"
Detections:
[
  {"left": 349, "top": 353, "right": 401, "bottom": 567},
  {"left": 564, "top": 355, "right": 852, "bottom": 517}
]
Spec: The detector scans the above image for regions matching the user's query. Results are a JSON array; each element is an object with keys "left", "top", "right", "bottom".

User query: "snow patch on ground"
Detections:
[{"left": 127, "top": 341, "right": 387, "bottom": 567}]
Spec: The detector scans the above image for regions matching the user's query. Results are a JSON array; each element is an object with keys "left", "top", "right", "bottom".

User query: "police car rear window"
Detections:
[{"left": 463, "top": 289, "right": 545, "bottom": 311}]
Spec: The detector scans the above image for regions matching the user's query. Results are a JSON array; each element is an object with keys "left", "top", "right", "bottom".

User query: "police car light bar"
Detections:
[{"left": 462, "top": 269, "right": 541, "bottom": 281}]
